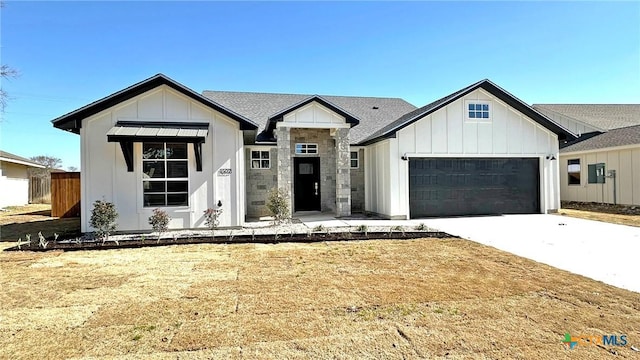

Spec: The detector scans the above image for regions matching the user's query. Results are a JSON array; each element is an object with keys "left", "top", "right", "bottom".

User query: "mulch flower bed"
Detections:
[{"left": 5, "top": 230, "right": 452, "bottom": 252}]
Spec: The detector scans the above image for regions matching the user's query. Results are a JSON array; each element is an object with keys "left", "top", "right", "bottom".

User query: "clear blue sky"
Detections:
[{"left": 1, "top": 1, "right": 638, "bottom": 170}]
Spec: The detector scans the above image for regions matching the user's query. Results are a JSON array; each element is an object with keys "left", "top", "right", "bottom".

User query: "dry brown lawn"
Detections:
[
  {"left": 1, "top": 239, "right": 639, "bottom": 359},
  {"left": 557, "top": 208, "right": 640, "bottom": 227},
  {"left": 0, "top": 204, "right": 80, "bottom": 242}
]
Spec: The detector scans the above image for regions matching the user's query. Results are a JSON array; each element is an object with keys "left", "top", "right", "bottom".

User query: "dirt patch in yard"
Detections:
[
  {"left": 559, "top": 201, "right": 640, "bottom": 227},
  {"left": 0, "top": 204, "right": 81, "bottom": 241},
  {"left": 1, "top": 239, "right": 639, "bottom": 359}
]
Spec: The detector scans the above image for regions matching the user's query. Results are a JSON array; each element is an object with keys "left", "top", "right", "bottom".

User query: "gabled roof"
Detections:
[
  {"left": 359, "top": 79, "right": 577, "bottom": 145},
  {"left": 532, "top": 104, "right": 640, "bottom": 131},
  {"left": 202, "top": 90, "right": 417, "bottom": 144},
  {"left": 52, "top": 74, "right": 258, "bottom": 134},
  {"left": 268, "top": 95, "right": 361, "bottom": 125},
  {"left": 0, "top": 150, "right": 45, "bottom": 168},
  {"left": 561, "top": 124, "right": 640, "bottom": 153}
]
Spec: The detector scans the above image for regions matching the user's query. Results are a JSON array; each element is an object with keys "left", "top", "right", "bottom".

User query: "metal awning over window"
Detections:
[{"left": 106, "top": 121, "right": 208, "bottom": 172}]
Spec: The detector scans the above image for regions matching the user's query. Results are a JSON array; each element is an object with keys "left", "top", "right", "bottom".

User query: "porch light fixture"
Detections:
[
  {"left": 546, "top": 155, "right": 557, "bottom": 161},
  {"left": 401, "top": 153, "right": 409, "bottom": 161}
]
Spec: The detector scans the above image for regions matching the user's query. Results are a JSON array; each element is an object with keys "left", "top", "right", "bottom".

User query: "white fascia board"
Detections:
[
  {"left": 275, "top": 122, "right": 350, "bottom": 129},
  {"left": 0, "top": 157, "right": 46, "bottom": 168}
]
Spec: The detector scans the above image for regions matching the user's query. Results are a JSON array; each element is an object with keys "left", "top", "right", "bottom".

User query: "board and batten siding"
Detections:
[
  {"left": 560, "top": 146, "right": 640, "bottom": 206},
  {"left": 80, "top": 85, "right": 245, "bottom": 232},
  {"left": 364, "top": 88, "right": 560, "bottom": 219},
  {"left": 282, "top": 102, "right": 348, "bottom": 128}
]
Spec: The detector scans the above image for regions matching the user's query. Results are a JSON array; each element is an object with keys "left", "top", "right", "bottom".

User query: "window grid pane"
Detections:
[
  {"left": 467, "top": 103, "right": 490, "bottom": 120},
  {"left": 251, "top": 149, "right": 270, "bottom": 169},
  {"left": 143, "top": 142, "right": 189, "bottom": 207},
  {"left": 295, "top": 143, "right": 318, "bottom": 154}
]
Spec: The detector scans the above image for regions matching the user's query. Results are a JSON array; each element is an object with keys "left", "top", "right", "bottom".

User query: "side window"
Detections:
[
  {"left": 251, "top": 150, "right": 270, "bottom": 169},
  {"left": 350, "top": 151, "right": 359, "bottom": 168},
  {"left": 567, "top": 159, "right": 580, "bottom": 185}
]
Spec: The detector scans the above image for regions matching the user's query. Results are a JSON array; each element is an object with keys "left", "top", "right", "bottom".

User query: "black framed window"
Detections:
[
  {"left": 567, "top": 159, "right": 580, "bottom": 185},
  {"left": 251, "top": 150, "right": 270, "bottom": 169},
  {"left": 295, "top": 143, "right": 318, "bottom": 154},
  {"left": 142, "top": 142, "right": 188, "bottom": 207}
]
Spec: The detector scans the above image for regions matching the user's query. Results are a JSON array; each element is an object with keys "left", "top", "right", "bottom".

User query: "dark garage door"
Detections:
[{"left": 409, "top": 158, "right": 539, "bottom": 217}]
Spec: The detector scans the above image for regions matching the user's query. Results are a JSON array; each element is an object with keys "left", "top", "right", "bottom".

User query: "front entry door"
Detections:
[{"left": 294, "top": 157, "right": 321, "bottom": 211}]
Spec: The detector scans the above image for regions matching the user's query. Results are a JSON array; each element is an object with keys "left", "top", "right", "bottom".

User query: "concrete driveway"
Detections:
[{"left": 422, "top": 214, "right": 640, "bottom": 293}]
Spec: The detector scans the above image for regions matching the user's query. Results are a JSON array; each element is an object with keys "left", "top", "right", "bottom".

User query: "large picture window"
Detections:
[
  {"left": 567, "top": 159, "right": 581, "bottom": 185},
  {"left": 142, "top": 142, "right": 188, "bottom": 207}
]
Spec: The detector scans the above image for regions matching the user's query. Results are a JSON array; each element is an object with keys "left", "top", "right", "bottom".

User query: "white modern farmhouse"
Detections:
[{"left": 52, "top": 74, "right": 576, "bottom": 232}]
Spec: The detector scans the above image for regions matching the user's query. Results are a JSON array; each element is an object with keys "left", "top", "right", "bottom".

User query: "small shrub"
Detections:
[
  {"left": 90, "top": 199, "right": 118, "bottom": 243},
  {"left": 266, "top": 188, "right": 290, "bottom": 225},
  {"left": 356, "top": 224, "right": 368, "bottom": 236},
  {"left": 392, "top": 225, "right": 405, "bottom": 236},
  {"left": 204, "top": 207, "right": 222, "bottom": 237},
  {"left": 37, "top": 232, "right": 48, "bottom": 249},
  {"left": 313, "top": 224, "right": 326, "bottom": 233},
  {"left": 148, "top": 208, "right": 170, "bottom": 242},
  {"left": 414, "top": 223, "right": 426, "bottom": 231}
]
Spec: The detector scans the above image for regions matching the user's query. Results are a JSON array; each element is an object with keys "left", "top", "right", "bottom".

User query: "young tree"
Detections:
[
  {"left": 1, "top": 1, "right": 19, "bottom": 113},
  {"left": 30, "top": 155, "right": 62, "bottom": 169},
  {"left": 30, "top": 155, "right": 63, "bottom": 178},
  {"left": 1, "top": 65, "right": 18, "bottom": 112}
]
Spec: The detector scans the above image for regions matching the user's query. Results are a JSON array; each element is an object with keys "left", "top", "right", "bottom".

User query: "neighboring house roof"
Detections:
[
  {"left": 202, "top": 90, "right": 417, "bottom": 144},
  {"left": 532, "top": 104, "right": 640, "bottom": 131},
  {"left": 52, "top": 74, "right": 258, "bottom": 134},
  {"left": 359, "top": 79, "right": 577, "bottom": 145},
  {"left": 560, "top": 124, "right": 640, "bottom": 153},
  {"left": 0, "top": 151, "right": 45, "bottom": 168}
]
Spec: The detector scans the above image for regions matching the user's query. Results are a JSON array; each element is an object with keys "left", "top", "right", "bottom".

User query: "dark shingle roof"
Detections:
[
  {"left": 202, "top": 91, "right": 417, "bottom": 144},
  {"left": 0, "top": 150, "right": 45, "bottom": 168},
  {"left": 359, "top": 79, "right": 577, "bottom": 145},
  {"left": 560, "top": 124, "right": 640, "bottom": 153},
  {"left": 532, "top": 104, "right": 640, "bottom": 131},
  {"left": 52, "top": 74, "right": 258, "bottom": 134}
]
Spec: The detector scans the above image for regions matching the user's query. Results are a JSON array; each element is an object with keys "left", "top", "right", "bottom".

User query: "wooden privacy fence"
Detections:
[
  {"left": 51, "top": 172, "right": 81, "bottom": 218},
  {"left": 29, "top": 175, "right": 51, "bottom": 204}
]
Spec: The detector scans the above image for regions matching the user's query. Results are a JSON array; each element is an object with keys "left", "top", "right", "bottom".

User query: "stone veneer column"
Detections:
[
  {"left": 276, "top": 127, "right": 293, "bottom": 217},
  {"left": 334, "top": 128, "right": 351, "bottom": 217}
]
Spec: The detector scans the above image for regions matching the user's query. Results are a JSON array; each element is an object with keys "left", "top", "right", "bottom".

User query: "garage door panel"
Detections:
[{"left": 409, "top": 158, "right": 539, "bottom": 217}]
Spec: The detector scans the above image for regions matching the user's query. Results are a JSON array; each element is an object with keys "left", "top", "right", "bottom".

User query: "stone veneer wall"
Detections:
[
  {"left": 350, "top": 148, "right": 365, "bottom": 212},
  {"left": 245, "top": 148, "right": 278, "bottom": 218},
  {"left": 334, "top": 128, "right": 351, "bottom": 217},
  {"left": 290, "top": 128, "right": 337, "bottom": 212}
]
